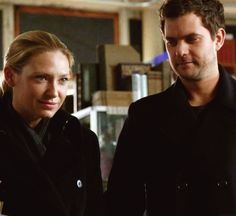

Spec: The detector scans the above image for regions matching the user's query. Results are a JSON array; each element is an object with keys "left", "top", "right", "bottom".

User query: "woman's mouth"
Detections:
[{"left": 39, "top": 101, "right": 58, "bottom": 109}]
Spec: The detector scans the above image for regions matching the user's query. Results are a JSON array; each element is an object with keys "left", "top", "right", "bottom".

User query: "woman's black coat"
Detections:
[
  {"left": 0, "top": 94, "right": 103, "bottom": 216},
  {"left": 106, "top": 65, "right": 236, "bottom": 216}
]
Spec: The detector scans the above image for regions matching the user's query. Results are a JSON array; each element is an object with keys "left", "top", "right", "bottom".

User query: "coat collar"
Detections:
[
  {"left": 171, "top": 64, "right": 236, "bottom": 111},
  {"left": 214, "top": 64, "right": 236, "bottom": 111},
  {"left": 159, "top": 64, "right": 236, "bottom": 141}
]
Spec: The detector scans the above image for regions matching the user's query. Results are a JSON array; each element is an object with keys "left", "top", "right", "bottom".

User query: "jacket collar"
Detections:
[
  {"left": 172, "top": 64, "right": 236, "bottom": 111},
  {"left": 214, "top": 64, "right": 236, "bottom": 111}
]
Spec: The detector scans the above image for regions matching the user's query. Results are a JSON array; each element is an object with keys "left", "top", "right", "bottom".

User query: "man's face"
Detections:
[
  {"left": 163, "top": 12, "right": 221, "bottom": 81},
  {"left": 11, "top": 50, "right": 70, "bottom": 128}
]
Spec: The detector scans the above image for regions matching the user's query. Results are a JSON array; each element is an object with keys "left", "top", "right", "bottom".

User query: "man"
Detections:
[{"left": 106, "top": 0, "right": 236, "bottom": 215}]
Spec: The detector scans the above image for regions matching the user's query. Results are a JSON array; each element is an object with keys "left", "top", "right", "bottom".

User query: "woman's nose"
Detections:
[{"left": 47, "top": 81, "right": 58, "bottom": 97}]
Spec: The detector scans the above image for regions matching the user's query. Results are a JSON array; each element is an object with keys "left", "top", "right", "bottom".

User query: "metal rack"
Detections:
[{"left": 73, "top": 106, "right": 128, "bottom": 181}]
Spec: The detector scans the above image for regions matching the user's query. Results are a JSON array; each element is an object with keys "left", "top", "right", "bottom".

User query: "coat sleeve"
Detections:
[
  {"left": 105, "top": 102, "right": 146, "bottom": 216},
  {"left": 82, "top": 127, "right": 105, "bottom": 216}
]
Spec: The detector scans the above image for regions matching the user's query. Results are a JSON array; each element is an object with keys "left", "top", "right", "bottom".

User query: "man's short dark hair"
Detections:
[{"left": 159, "top": 0, "right": 225, "bottom": 39}]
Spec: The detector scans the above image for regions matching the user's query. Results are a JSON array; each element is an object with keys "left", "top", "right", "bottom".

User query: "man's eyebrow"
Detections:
[
  {"left": 164, "top": 36, "right": 176, "bottom": 41},
  {"left": 165, "top": 33, "right": 202, "bottom": 40}
]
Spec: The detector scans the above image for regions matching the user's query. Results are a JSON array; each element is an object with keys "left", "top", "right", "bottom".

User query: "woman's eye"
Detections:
[
  {"left": 59, "top": 77, "right": 69, "bottom": 85},
  {"left": 35, "top": 75, "right": 47, "bottom": 81}
]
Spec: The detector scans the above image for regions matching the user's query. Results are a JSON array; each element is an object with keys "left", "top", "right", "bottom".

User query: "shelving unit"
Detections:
[
  {"left": 218, "top": 38, "right": 236, "bottom": 78},
  {"left": 73, "top": 106, "right": 128, "bottom": 182},
  {"left": 222, "top": 63, "right": 236, "bottom": 78}
]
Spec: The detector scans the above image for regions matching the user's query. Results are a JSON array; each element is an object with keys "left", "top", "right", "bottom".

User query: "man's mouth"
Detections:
[{"left": 177, "top": 61, "right": 194, "bottom": 66}]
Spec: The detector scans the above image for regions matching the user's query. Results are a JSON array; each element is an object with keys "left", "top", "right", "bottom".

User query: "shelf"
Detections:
[
  {"left": 222, "top": 63, "right": 236, "bottom": 77},
  {"left": 73, "top": 106, "right": 128, "bottom": 182}
]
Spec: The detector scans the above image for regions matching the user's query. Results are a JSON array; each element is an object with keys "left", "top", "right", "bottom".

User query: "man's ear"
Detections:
[
  {"left": 215, "top": 28, "right": 226, "bottom": 51},
  {"left": 4, "top": 66, "right": 16, "bottom": 87}
]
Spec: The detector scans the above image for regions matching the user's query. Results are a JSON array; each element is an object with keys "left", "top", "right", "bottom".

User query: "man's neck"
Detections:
[{"left": 181, "top": 73, "right": 220, "bottom": 106}]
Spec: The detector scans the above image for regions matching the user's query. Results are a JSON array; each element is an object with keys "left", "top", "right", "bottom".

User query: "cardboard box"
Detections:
[
  {"left": 147, "top": 71, "right": 163, "bottom": 95},
  {"left": 97, "top": 44, "right": 141, "bottom": 90},
  {"left": 92, "top": 90, "right": 132, "bottom": 106}
]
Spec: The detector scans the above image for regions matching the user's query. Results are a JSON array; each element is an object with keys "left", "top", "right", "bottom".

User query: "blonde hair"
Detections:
[{"left": 1, "top": 30, "right": 74, "bottom": 95}]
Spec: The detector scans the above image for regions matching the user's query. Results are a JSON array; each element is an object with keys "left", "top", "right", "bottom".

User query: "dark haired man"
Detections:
[{"left": 106, "top": 0, "right": 236, "bottom": 215}]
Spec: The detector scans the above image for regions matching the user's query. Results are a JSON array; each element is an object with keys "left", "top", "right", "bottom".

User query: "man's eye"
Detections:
[
  {"left": 186, "top": 37, "right": 199, "bottom": 43},
  {"left": 166, "top": 40, "right": 177, "bottom": 47}
]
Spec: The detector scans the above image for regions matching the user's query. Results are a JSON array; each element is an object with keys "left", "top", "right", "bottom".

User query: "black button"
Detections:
[
  {"left": 216, "top": 180, "right": 228, "bottom": 188},
  {"left": 177, "top": 182, "right": 189, "bottom": 192}
]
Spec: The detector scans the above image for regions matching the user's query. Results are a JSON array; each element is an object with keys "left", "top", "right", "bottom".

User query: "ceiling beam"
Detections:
[{"left": 0, "top": 0, "right": 160, "bottom": 12}]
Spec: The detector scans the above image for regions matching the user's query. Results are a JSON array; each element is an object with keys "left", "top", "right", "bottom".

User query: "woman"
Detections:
[{"left": 0, "top": 30, "right": 103, "bottom": 216}]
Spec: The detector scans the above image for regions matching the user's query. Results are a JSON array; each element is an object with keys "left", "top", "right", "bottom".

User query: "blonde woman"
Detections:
[{"left": 0, "top": 30, "right": 103, "bottom": 216}]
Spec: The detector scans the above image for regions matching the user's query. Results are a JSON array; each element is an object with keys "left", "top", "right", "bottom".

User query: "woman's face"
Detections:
[{"left": 10, "top": 50, "right": 71, "bottom": 128}]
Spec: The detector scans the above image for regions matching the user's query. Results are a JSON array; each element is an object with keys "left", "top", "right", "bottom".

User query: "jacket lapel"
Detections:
[{"left": 0, "top": 100, "right": 69, "bottom": 215}]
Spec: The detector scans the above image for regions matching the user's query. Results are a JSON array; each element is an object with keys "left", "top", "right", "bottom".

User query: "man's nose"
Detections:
[{"left": 175, "top": 41, "right": 189, "bottom": 57}]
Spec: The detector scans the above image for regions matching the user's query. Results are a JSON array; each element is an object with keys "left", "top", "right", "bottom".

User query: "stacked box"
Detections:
[
  {"left": 92, "top": 90, "right": 132, "bottom": 106},
  {"left": 147, "top": 71, "right": 163, "bottom": 95},
  {"left": 97, "top": 44, "right": 141, "bottom": 90}
]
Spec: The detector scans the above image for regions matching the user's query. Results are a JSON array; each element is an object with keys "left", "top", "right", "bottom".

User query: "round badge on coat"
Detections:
[{"left": 77, "top": 179, "right": 82, "bottom": 188}]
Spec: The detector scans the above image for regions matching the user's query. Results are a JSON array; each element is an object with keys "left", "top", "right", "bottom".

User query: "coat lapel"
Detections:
[{"left": 0, "top": 101, "right": 69, "bottom": 215}]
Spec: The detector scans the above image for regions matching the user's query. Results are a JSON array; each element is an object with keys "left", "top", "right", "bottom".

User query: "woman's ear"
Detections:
[
  {"left": 215, "top": 28, "right": 226, "bottom": 51},
  {"left": 4, "top": 66, "right": 16, "bottom": 87}
]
